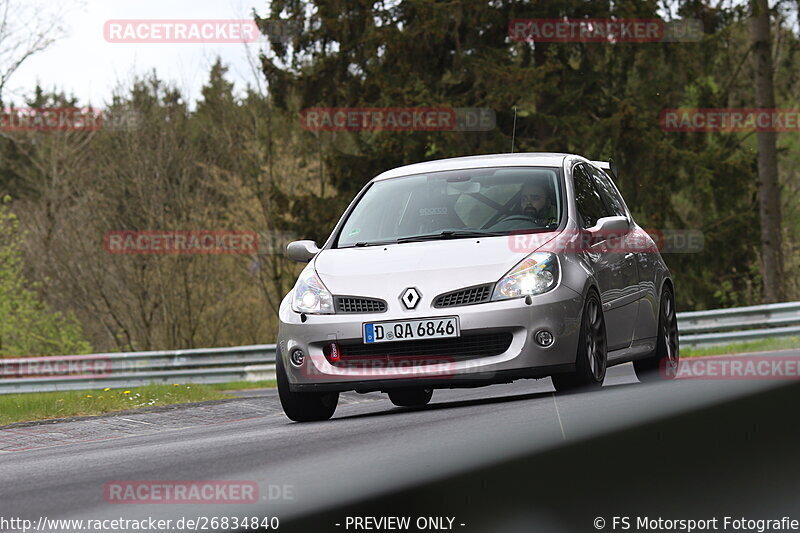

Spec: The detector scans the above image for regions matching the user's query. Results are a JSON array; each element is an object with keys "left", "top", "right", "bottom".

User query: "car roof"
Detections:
[{"left": 373, "top": 153, "right": 573, "bottom": 181}]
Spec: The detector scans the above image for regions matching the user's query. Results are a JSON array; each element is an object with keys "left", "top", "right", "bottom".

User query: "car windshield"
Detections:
[{"left": 336, "top": 166, "right": 563, "bottom": 247}]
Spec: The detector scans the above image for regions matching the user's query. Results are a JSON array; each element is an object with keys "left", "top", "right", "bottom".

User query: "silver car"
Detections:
[{"left": 276, "top": 153, "right": 679, "bottom": 421}]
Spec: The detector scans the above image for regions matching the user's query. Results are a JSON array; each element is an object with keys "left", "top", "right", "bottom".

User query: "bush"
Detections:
[{"left": 0, "top": 198, "right": 92, "bottom": 356}]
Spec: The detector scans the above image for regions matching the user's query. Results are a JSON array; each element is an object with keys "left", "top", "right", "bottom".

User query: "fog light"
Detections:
[
  {"left": 535, "top": 330, "right": 554, "bottom": 347},
  {"left": 290, "top": 349, "right": 305, "bottom": 367}
]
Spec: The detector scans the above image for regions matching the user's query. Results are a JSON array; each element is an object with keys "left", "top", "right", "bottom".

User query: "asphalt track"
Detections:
[{"left": 1, "top": 351, "right": 799, "bottom": 533}]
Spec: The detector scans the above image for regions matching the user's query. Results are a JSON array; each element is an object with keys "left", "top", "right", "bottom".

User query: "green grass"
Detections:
[
  {"left": 0, "top": 380, "right": 276, "bottom": 427},
  {"left": 204, "top": 380, "right": 276, "bottom": 391},
  {"left": 682, "top": 336, "right": 800, "bottom": 358}
]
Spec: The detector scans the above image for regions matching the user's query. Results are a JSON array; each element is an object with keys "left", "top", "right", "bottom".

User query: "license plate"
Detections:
[{"left": 363, "top": 317, "right": 460, "bottom": 344}]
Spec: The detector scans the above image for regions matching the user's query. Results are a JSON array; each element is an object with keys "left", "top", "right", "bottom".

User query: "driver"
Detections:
[{"left": 518, "top": 182, "right": 556, "bottom": 225}]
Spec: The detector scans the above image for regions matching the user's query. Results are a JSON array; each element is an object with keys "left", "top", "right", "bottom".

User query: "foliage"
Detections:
[{"left": 0, "top": 199, "right": 91, "bottom": 356}]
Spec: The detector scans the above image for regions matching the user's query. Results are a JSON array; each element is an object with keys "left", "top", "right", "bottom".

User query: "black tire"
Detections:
[
  {"left": 552, "top": 290, "right": 607, "bottom": 392},
  {"left": 634, "top": 285, "right": 679, "bottom": 382},
  {"left": 388, "top": 388, "right": 433, "bottom": 407},
  {"left": 276, "top": 350, "right": 338, "bottom": 422}
]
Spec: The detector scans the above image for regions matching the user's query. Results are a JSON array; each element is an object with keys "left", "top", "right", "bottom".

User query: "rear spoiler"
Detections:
[{"left": 590, "top": 159, "right": 618, "bottom": 180}]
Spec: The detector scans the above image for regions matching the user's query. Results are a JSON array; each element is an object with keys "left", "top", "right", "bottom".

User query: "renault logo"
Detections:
[{"left": 400, "top": 287, "right": 421, "bottom": 310}]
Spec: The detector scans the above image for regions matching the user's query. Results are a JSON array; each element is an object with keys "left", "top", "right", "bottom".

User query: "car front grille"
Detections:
[
  {"left": 323, "top": 331, "right": 512, "bottom": 367},
  {"left": 433, "top": 284, "right": 494, "bottom": 308},
  {"left": 334, "top": 296, "right": 388, "bottom": 314}
]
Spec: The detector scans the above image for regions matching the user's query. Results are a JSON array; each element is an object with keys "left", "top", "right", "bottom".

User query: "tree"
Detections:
[
  {"left": 751, "top": 0, "right": 786, "bottom": 302},
  {"left": 0, "top": 197, "right": 91, "bottom": 356},
  {"left": 0, "top": 0, "right": 67, "bottom": 103}
]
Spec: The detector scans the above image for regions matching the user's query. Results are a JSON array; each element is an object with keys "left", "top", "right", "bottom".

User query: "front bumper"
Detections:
[{"left": 277, "top": 286, "right": 584, "bottom": 393}]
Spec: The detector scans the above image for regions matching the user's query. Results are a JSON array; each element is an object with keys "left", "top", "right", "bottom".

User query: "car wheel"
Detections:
[
  {"left": 634, "top": 285, "right": 679, "bottom": 382},
  {"left": 276, "top": 349, "right": 338, "bottom": 422},
  {"left": 552, "top": 290, "right": 607, "bottom": 392},
  {"left": 388, "top": 389, "right": 433, "bottom": 407}
]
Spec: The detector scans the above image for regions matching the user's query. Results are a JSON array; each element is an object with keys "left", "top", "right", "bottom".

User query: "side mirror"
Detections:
[
  {"left": 589, "top": 216, "right": 629, "bottom": 236},
  {"left": 286, "top": 240, "right": 320, "bottom": 262}
]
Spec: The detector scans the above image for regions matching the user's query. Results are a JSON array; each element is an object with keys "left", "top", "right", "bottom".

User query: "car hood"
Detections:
[{"left": 314, "top": 233, "right": 557, "bottom": 302}]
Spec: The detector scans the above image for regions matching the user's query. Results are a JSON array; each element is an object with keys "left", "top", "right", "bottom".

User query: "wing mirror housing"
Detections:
[
  {"left": 590, "top": 216, "right": 630, "bottom": 235},
  {"left": 585, "top": 216, "right": 631, "bottom": 246},
  {"left": 286, "top": 240, "right": 320, "bottom": 263}
]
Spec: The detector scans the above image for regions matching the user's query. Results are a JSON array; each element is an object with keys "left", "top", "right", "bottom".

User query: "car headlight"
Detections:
[
  {"left": 291, "top": 264, "right": 334, "bottom": 314},
  {"left": 492, "top": 252, "right": 559, "bottom": 300}
]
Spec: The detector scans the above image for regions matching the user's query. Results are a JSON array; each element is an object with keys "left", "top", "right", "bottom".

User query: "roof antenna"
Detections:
[{"left": 510, "top": 106, "right": 518, "bottom": 153}]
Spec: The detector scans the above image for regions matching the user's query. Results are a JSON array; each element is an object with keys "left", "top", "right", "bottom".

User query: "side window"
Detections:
[
  {"left": 572, "top": 164, "right": 610, "bottom": 228},
  {"left": 588, "top": 165, "right": 627, "bottom": 218}
]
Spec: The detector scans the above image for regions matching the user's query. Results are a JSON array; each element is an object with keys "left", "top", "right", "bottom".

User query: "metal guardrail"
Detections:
[
  {"left": 0, "top": 345, "right": 276, "bottom": 394},
  {"left": 678, "top": 301, "right": 800, "bottom": 348},
  {"left": 0, "top": 302, "right": 798, "bottom": 394}
]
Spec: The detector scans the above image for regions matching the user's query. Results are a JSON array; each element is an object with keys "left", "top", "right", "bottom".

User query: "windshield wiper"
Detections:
[
  {"left": 343, "top": 231, "right": 505, "bottom": 247},
  {"left": 352, "top": 240, "right": 397, "bottom": 247},
  {"left": 396, "top": 230, "right": 505, "bottom": 243}
]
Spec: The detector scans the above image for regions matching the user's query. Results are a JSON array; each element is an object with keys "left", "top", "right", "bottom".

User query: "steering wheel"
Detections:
[
  {"left": 481, "top": 214, "right": 536, "bottom": 229},
  {"left": 499, "top": 214, "right": 537, "bottom": 223}
]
